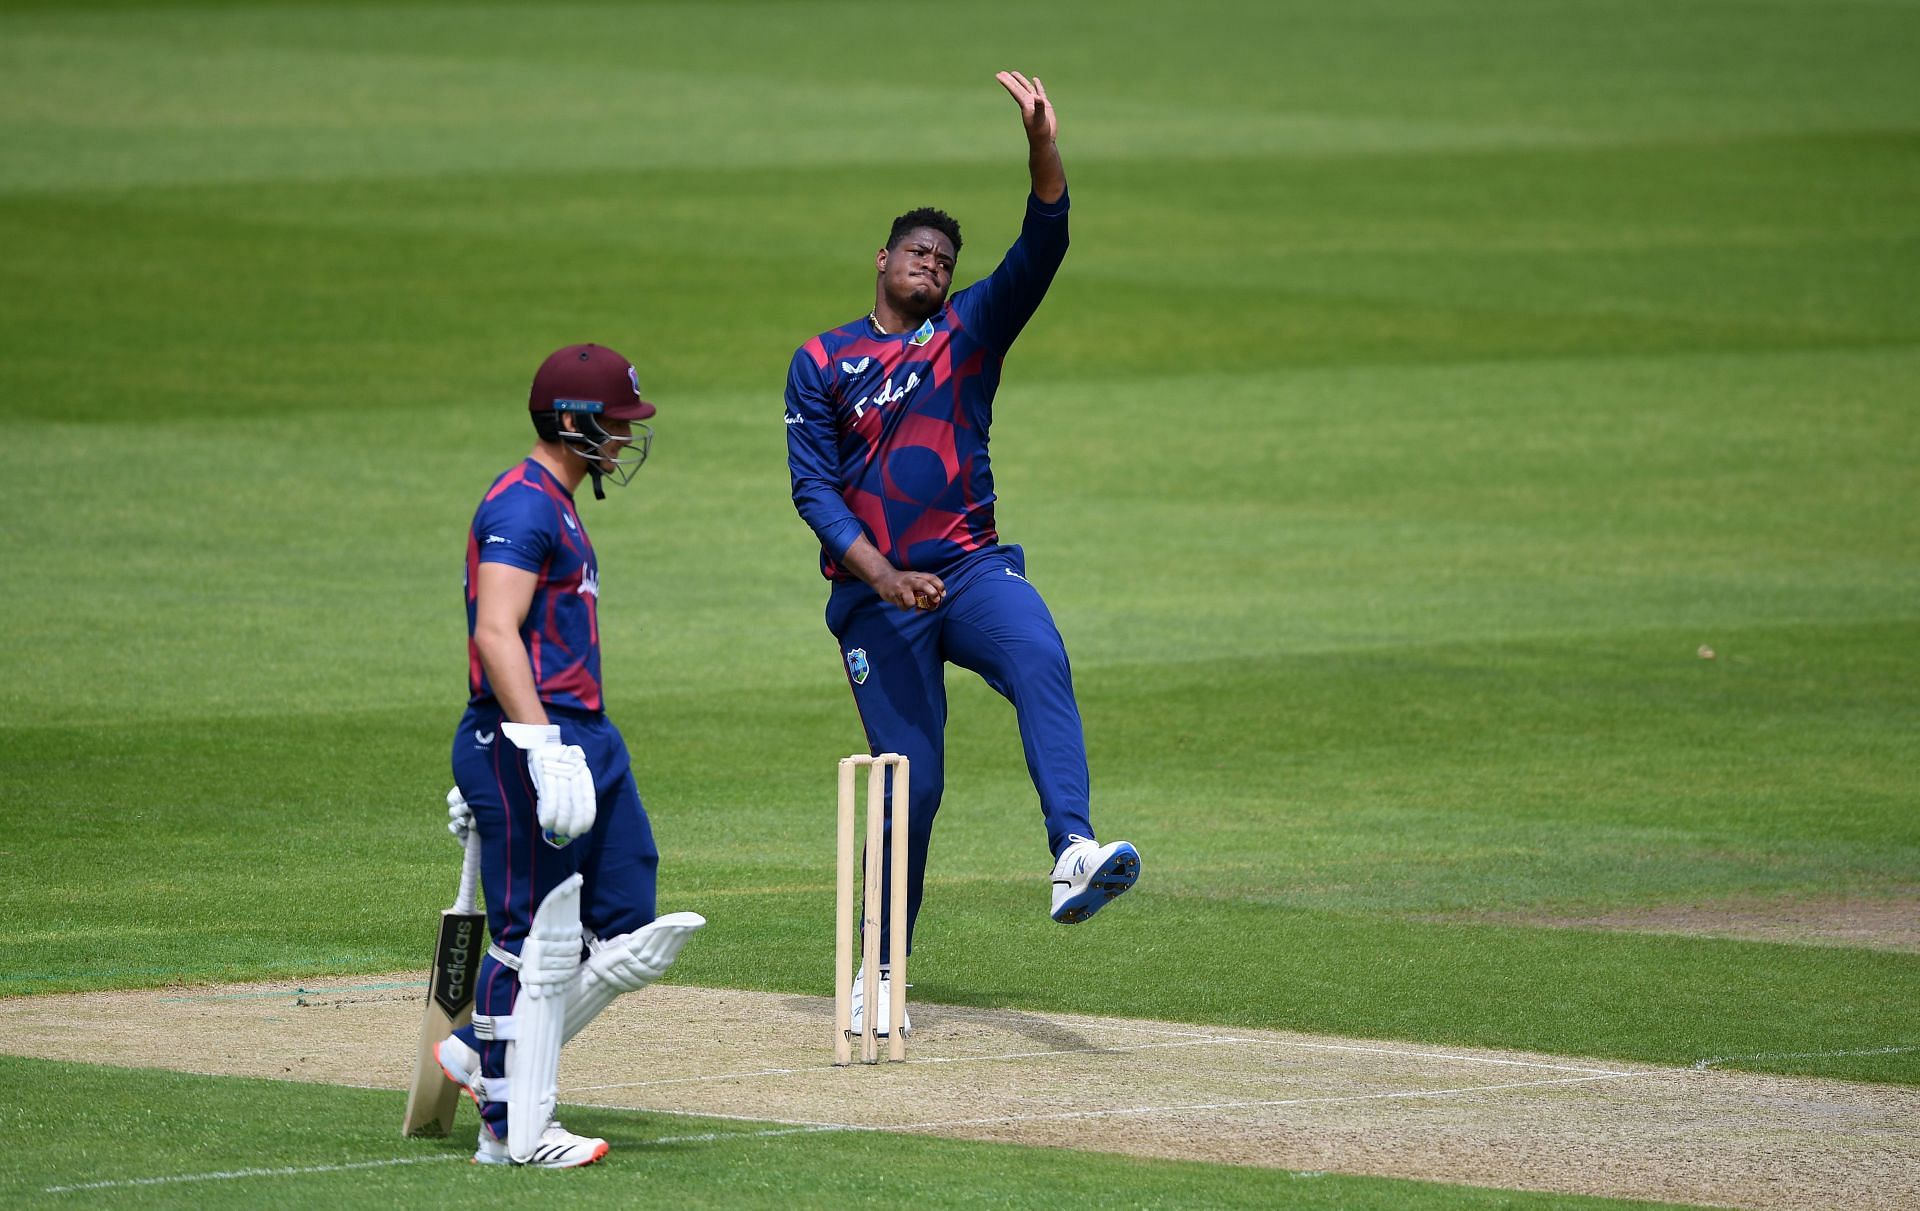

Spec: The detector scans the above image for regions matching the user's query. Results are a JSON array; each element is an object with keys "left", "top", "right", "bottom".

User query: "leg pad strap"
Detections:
[{"left": 471, "top": 1012, "right": 517, "bottom": 1041}]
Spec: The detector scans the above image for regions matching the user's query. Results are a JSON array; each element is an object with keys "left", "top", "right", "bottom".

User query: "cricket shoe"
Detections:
[
  {"left": 848, "top": 965, "right": 911, "bottom": 1037},
  {"left": 472, "top": 1121, "right": 609, "bottom": 1168},
  {"left": 1049, "top": 836, "right": 1140, "bottom": 923}
]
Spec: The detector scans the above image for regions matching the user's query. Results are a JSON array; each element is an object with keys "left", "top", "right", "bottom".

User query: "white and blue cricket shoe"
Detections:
[{"left": 1049, "top": 836, "right": 1140, "bottom": 923}]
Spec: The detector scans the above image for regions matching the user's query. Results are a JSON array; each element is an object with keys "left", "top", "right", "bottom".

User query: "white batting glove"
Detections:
[
  {"left": 446, "top": 786, "right": 475, "bottom": 845},
  {"left": 500, "top": 722, "right": 597, "bottom": 846}
]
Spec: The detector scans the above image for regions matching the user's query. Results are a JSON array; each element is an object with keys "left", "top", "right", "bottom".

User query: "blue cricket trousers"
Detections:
[
  {"left": 827, "top": 544, "right": 1095, "bottom": 961},
  {"left": 448, "top": 704, "right": 659, "bottom": 1139}
]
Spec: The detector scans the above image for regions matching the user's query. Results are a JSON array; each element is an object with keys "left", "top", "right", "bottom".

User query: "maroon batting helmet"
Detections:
[
  {"left": 528, "top": 344, "right": 655, "bottom": 497},
  {"left": 530, "top": 343, "right": 656, "bottom": 421}
]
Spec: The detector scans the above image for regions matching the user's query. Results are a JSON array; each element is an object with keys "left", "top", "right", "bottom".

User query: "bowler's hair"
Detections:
[{"left": 886, "top": 207, "right": 962, "bottom": 254}]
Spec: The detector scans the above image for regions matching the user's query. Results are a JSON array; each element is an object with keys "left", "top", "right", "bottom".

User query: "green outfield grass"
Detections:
[{"left": 1, "top": 0, "right": 1916, "bottom": 1204}]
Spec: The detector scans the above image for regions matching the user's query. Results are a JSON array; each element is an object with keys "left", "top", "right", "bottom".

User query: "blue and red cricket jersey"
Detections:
[
  {"left": 464, "top": 458, "right": 602, "bottom": 713},
  {"left": 786, "top": 191, "right": 1070, "bottom": 579}
]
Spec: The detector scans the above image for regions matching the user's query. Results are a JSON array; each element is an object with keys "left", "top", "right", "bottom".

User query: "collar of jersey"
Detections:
[
  {"left": 523, "top": 456, "right": 574, "bottom": 500},
  {"left": 867, "top": 310, "right": 943, "bottom": 338}
]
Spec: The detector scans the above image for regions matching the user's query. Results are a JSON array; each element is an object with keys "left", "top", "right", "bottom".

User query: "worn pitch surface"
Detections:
[{"left": 2, "top": 978, "right": 1912, "bottom": 1210}]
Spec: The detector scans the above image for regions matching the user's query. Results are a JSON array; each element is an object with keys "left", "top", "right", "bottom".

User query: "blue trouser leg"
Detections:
[
  {"left": 449, "top": 707, "right": 658, "bottom": 1141},
  {"left": 941, "top": 553, "right": 1095, "bottom": 858},
  {"left": 831, "top": 592, "right": 944, "bottom": 963},
  {"left": 577, "top": 764, "right": 660, "bottom": 941}
]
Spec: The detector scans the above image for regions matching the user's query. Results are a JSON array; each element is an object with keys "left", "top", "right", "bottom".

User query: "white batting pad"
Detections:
[
  {"left": 506, "top": 874, "right": 582, "bottom": 1163},
  {"left": 563, "top": 912, "right": 707, "bottom": 1042}
]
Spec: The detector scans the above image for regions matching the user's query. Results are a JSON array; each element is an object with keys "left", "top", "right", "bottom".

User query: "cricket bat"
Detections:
[{"left": 400, "top": 828, "right": 485, "bottom": 1137}]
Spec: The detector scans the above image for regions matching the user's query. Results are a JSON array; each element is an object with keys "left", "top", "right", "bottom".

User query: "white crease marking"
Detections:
[
  {"left": 586, "top": 1071, "right": 1649, "bottom": 1152},
  {"left": 566, "top": 1100, "right": 848, "bottom": 1130},
  {"left": 1691, "top": 1044, "right": 1916, "bottom": 1071},
  {"left": 44, "top": 1154, "right": 459, "bottom": 1194},
  {"left": 1245, "top": 1038, "right": 1632, "bottom": 1075},
  {"left": 646, "top": 1123, "right": 856, "bottom": 1146}
]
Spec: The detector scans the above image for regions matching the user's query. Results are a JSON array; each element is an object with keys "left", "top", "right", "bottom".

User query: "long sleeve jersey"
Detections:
[{"left": 786, "top": 190, "right": 1070, "bottom": 580}]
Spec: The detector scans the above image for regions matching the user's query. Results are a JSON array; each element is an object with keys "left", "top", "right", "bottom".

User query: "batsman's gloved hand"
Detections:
[
  {"left": 500, "top": 722, "right": 597, "bottom": 846},
  {"left": 446, "top": 786, "right": 474, "bottom": 845}
]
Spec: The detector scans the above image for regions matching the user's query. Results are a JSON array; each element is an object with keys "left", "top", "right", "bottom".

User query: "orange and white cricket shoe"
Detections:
[{"left": 473, "top": 1121, "right": 608, "bottom": 1168}]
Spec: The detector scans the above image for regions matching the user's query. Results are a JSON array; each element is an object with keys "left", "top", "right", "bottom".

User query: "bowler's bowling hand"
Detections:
[{"left": 996, "top": 71, "right": 1057, "bottom": 144}]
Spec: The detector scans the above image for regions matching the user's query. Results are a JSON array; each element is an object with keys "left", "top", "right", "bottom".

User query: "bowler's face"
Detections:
[{"left": 877, "top": 227, "right": 957, "bottom": 313}]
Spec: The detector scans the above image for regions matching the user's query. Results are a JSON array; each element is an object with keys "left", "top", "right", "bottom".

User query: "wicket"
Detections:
[{"left": 834, "top": 753, "right": 910, "bottom": 1064}]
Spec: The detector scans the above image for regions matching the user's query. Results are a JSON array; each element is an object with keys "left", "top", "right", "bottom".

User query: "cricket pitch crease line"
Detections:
[
  {"left": 43, "top": 1154, "right": 461, "bottom": 1195},
  {"left": 156, "top": 982, "right": 425, "bottom": 1003},
  {"left": 1690, "top": 1044, "right": 1916, "bottom": 1071},
  {"left": 585, "top": 1103, "right": 854, "bottom": 1131},
  {"left": 577, "top": 1071, "right": 1650, "bottom": 1149},
  {"left": 576, "top": 1105, "right": 856, "bottom": 1136},
  {"left": 644, "top": 1122, "right": 853, "bottom": 1146},
  {"left": 1252, "top": 1038, "right": 1631, "bottom": 1076}
]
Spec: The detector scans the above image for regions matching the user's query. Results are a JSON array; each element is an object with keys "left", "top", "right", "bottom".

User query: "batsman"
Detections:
[
  {"left": 786, "top": 73, "right": 1141, "bottom": 1036},
  {"left": 435, "top": 344, "right": 704, "bottom": 1168}
]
